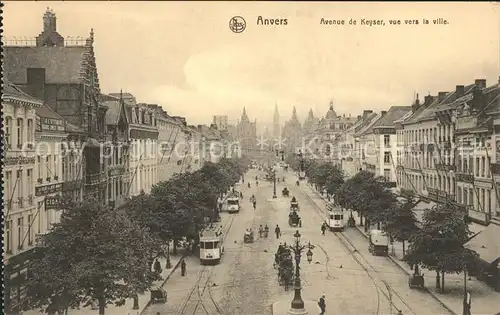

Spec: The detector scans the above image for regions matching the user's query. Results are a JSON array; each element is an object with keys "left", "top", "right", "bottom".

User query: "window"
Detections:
[
  {"left": 5, "top": 171, "right": 12, "bottom": 202},
  {"left": 37, "top": 201, "right": 43, "bottom": 233},
  {"left": 18, "top": 217, "right": 24, "bottom": 250},
  {"left": 384, "top": 152, "right": 390, "bottom": 164},
  {"left": 333, "top": 214, "right": 342, "bottom": 220},
  {"left": 53, "top": 155, "right": 58, "bottom": 179},
  {"left": 5, "top": 220, "right": 12, "bottom": 253},
  {"left": 46, "top": 209, "right": 51, "bottom": 230},
  {"left": 27, "top": 214, "right": 33, "bottom": 245},
  {"left": 16, "top": 169, "right": 23, "bottom": 202},
  {"left": 384, "top": 169, "right": 391, "bottom": 181},
  {"left": 5, "top": 116, "right": 12, "bottom": 148},
  {"left": 384, "top": 135, "right": 390, "bottom": 147},
  {"left": 108, "top": 183, "right": 112, "bottom": 199},
  {"left": 46, "top": 155, "right": 51, "bottom": 180},
  {"left": 37, "top": 155, "right": 43, "bottom": 181},
  {"left": 27, "top": 119, "right": 34, "bottom": 143},
  {"left": 115, "top": 179, "right": 119, "bottom": 197},
  {"left": 17, "top": 118, "right": 24, "bottom": 148},
  {"left": 26, "top": 169, "right": 33, "bottom": 200}
]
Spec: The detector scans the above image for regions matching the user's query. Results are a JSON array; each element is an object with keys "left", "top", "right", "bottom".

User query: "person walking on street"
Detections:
[
  {"left": 275, "top": 225, "right": 281, "bottom": 239},
  {"left": 154, "top": 259, "right": 162, "bottom": 274},
  {"left": 318, "top": 294, "right": 326, "bottom": 315},
  {"left": 181, "top": 259, "right": 186, "bottom": 276},
  {"left": 321, "top": 222, "right": 327, "bottom": 235}
]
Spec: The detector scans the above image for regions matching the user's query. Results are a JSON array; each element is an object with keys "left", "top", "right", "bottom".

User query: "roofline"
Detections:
[{"left": 2, "top": 95, "right": 43, "bottom": 107}]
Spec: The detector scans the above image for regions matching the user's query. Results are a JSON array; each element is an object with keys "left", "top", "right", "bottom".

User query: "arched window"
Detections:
[{"left": 4, "top": 116, "right": 12, "bottom": 149}]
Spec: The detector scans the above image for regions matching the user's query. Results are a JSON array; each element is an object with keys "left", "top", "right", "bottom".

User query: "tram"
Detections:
[
  {"left": 199, "top": 224, "right": 224, "bottom": 265},
  {"left": 327, "top": 206, "right": 345, "bottom": 231},
  {"left": 298, "top": 171, "right": 306, "bottom": 180},
  {"left": 226, "top": 192, "right": 240, "bottom": 213}
]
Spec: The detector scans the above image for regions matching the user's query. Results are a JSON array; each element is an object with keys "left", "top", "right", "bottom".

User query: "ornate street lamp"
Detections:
[{"left": 285, "top": 230, "right": 315, "bottom": 315}]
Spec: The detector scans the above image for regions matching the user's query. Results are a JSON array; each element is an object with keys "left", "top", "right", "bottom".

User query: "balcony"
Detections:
[
  {"left": 426, "top": 187, "right": 455, "bottom": 203},
  {"left": 491, "top": 163, "right": 500, "bottom": 176},
  {"left": 108, "top": 165, "right": 126, "bottom": 177},
  {"left": 85, "top": 172, "right": 106, "bottom": 186},
  {"left": 455, "top": 172, "right": 474, "bottom": 184},
  {"left": 62, "top": 180, "right": 83, "bottom": 192},
  {"left": 435, "top": 163, "right": 456, "bottom": 172}
]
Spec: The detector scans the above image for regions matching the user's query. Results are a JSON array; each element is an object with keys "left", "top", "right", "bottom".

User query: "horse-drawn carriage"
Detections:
[
  {"left": 289, "top": 211, "right": 302, "bottom": 227},
  {"left": 274, "top": 248, "right": 294, "bottom": 290},
  {"left": 282, "top": 187, "right": 289, "bottom": 197},
  {"left": 150, "top": 286, "right": 167, "bottom": 303},
  {"left": 244, "top": 229, "right": 254, "bottom": 243},
  {"left": 408, "top": 265, "right": 425, "bottom": 289},
  {"left": 290, "top": 200, "right": 299, "bottom": 211}
]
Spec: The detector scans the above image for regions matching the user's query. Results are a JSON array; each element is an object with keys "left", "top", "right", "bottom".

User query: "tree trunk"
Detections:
[
  {"left": 435, "top": 271, "right": 441, "bottom": 290},
  {"left": 441, "top": 271, "right": 445, "bottom": 294},
  {"left": 376, "top": 222, "right": 381, "bottom": 230},
  {"left": 402, "top": 240, "right": 406, "bottom": 256},
  {"left": 98, "top": 296, "right": 106, "bottom": 315},
  {"left": 360, "top": 215, "right": 364, "bottom": 226},
  {"left": 173, "top": 239, "right": 178, "bottom": 255}
]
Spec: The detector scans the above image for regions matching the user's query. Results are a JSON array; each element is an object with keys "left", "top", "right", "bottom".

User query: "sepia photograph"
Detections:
[{"left": 1, "top": 2, "right": 500, "bottom": 315}]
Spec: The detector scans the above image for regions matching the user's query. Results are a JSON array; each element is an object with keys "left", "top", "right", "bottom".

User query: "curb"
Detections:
[
  {"left": 311, "top": 187, "right": 459, "bottom": 315},
  {"left": 139, "top": 254, "right": 187, "bottom": 315}
]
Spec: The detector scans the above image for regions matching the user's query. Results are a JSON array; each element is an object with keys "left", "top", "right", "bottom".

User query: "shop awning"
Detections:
[{"left": 465, "top": 224, "right": 500, "bottom": 264}]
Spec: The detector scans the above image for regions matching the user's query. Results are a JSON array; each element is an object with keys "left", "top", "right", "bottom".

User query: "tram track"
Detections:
[
  {"left": 176, "top": 214, "right": 236, "bottom": 315},
  {"left": 296, "top": 181, "right": 420, "bottom": 315}
]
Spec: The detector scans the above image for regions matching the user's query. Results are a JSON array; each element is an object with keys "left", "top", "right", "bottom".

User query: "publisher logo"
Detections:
[{"left": 229, "top": 16, "right": 246, "bottom": 33}]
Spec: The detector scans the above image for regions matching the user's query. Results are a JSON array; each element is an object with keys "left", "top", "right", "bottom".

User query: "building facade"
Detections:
[
  {"left": 153, "top": 106, "right": 186, "bottom": 182},
  {"left": 102, "top": 94, "right": 131, "bottom": 208},
  {"left": 2, "top": 83, "right": 42, "bottom": 314},
  {"left": 396, "top": 79, "right": 500, "bottom": 224},
  {"left": 4, "top": 8, "right": 108, "bottom": 203}
]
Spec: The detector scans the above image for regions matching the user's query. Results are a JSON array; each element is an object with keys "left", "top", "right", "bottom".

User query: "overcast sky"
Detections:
[{"left": 4, "top": 2, "right": 499, "bottom": 129}]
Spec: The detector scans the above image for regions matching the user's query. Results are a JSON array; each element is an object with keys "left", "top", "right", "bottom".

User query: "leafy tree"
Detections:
[
  {"left": 25, "top": 198, "right": 160, "bottom": 315},
  {"left": 325, "top": 165, "right": 344, "bottom": 197},
  {"left": 383, "top": 196, "right": 420, "bottom": 256},
  {"left": 285, "top": 153, "right": 300, "bottom": 171},
  {"left": 404, "top": 201, "right": 478, "bottom": 293}
]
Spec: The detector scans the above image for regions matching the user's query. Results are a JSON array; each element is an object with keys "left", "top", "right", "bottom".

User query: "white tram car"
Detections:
[
  {"left": 226, "top": 193, "right": 240, "bottom": 213},
  {"left": 199, "top": 225, "right": 224, "bottom": 265},
  {"left": 327, "top": 204, "right": 345, "bottom": 231}
]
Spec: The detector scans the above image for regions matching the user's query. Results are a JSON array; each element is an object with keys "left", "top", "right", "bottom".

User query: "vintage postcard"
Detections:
[{"left": 2, "top": 2, "right": 499, "bottom": 315}]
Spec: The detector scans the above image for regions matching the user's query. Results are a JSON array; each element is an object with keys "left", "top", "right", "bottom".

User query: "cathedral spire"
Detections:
[{"left": 241, "top": 107, "right": 249, "bottom": 122}]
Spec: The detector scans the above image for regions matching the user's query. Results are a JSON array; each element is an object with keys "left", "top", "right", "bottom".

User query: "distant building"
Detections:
[
  {"left": 237, "top": 107, "right": 257, "bottom": 158},
  {"left": 213, "top": 115, "right": 229, "bottom": 130},
  {"left": 282, "top": 106, "right": 302, "bottom": 154}
]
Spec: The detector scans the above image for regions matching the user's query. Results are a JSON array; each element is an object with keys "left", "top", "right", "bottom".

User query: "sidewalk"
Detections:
[
  {"left": 307, "top": 182, "right": 500, "bottom": 315},
  {"left": 22, "top": 245, "right": 185, "bottom": 315}
]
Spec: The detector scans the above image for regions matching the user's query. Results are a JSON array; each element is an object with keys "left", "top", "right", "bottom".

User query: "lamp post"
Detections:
[
  {"left": 273, "top": 169, "right": 277, "bottom": 199},
  {"left": 285, "top": 230, "right": 314, "bottom": 315}
]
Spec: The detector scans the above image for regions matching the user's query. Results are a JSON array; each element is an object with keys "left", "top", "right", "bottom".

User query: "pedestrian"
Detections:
[
  {"left": 397, "top": 311, "right": 403, "bottom": 315},
  {"left": 154, "top": 259, "right": 162, "bottom": 274},
  {"left": 275, "top": 225, "right": 281, "bottom": 239},
  {"left": 181, "top": 259, "right": 186, "bottom": 276},
  {"left": 318, "top": 294, "right": 326, "bottom": 315},
  {"left": 321, "top": 222, "right": 327, "bottom": 235}
]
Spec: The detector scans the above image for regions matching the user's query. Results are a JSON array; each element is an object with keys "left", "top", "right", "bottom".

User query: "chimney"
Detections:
[
  {"left": 362, "top": 110, "right": 373, "bottom": 120},
  {"left": 381, "top": 111, "right": 387, "bottom": 116},
  {"left": 424, "top": 95, "right": 433, "bottom": 105},
  {"left": 412, "top": 94, "right": 420, "bottom": 112},
  {"left": 475, "top": 79, "right": 486, "bottom": 89},
  {"left": 438, "top": 92, "right": 448, "bottom": 102},
  {"left": 26, "top": 68, "right": 46, "bottom": 101},
  {"left": 455, "top": 85, "right": 465, "bottom": 98},
  {"left": 472, "top": 87, "right": 485, "bottom": 112}
]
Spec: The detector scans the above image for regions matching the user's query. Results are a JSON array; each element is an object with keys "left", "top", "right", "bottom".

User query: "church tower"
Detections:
[{"left": 273, "top": 103, "right": 280, "bottom": 139}]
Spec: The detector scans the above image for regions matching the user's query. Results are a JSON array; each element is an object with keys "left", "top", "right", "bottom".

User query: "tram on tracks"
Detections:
[
  {"left": 326, "top": 204, "right": 345, "bottom": 231},
  {"left": 226, "top": 192, "right": 240, "bottom": 213},
  {"left": 199, "top": 224, "right": 224, "bottom": 265}
]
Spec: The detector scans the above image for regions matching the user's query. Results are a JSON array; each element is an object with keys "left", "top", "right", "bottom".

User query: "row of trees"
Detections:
[
  {"left": 294, "top": 159, "right": 477, "bottom": 293},
  {"left": 25, "top": 157, "right": 249, "bottom": 315}
]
